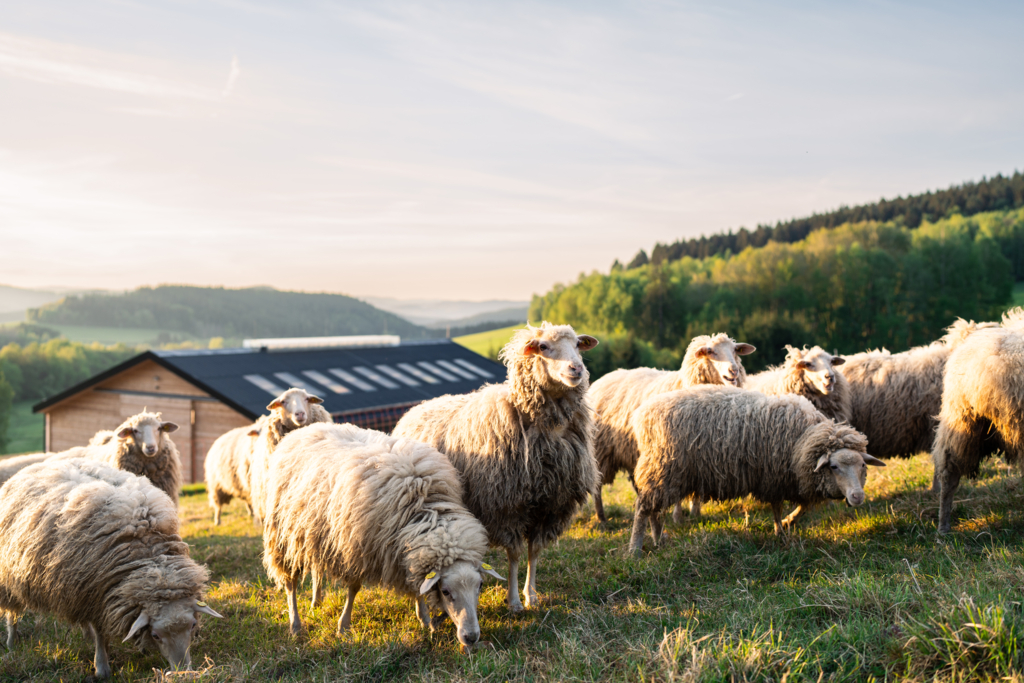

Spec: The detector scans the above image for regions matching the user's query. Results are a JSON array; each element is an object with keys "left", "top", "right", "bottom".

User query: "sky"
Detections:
[{"left": 1, "top": 1, "right": 1022, "bottom": 301}]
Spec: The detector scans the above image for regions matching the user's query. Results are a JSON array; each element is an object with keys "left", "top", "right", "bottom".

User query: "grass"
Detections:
[
  {"left": 1, "top": 400, "right": 43, "bottom": 455},
  {"left": 3, "top": 454, "right": 1024, "bottom": 681},
  {"left": 454, "top": 325, "right": 521, "bottom": 360},
  {"left": 47, "top": 325, "right": 199, "bottom": 346}
]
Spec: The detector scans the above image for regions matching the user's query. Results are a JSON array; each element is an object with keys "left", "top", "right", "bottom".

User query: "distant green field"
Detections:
[
  {"left": 46, "top": 324, "right": 192, "bottom": 345},
  {"left": 454, "top": 324, "right": 521, "bottom": 359},
  {"left": 2, "top": 400, "right": 43, "bottom": 455}
]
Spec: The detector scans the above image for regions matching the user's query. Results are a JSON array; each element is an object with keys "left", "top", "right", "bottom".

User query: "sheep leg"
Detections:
[
  {"left": 781, "top": 504, "right": 812, "bottom": 530},
  {"left": 689, "top": 495, "right": 703, "bottom": 518},
  {"left": 650, "top": 510, "right": 665, "bottom": 547},
  {"left": 416, "top": 595, "right": 431, "bottom": 630},
  {"left": 524, "top": 540, "right": 542, "bottom": 609},
  {"left": 593, "top": 490, "right": 608, "bottom": 523},
  {"left": 311, "top": 570, "right": 324, "bottom": 609},
  {"left": 937, "top": 470, "right": 961, "bottom": 535},
  {"left": 629, "top": 507, "right": 650, "bottom": 556},
  {"left": 285, "top": 579, "right": 304, "bottom": 636},
  {"left": 772, "top": 503, "right": 784, "bottom": 535},
  {"left": 245, "top": 501, "right": 254, "bottom": 518},
  {"left": 337, "top": 583, "right": 360, "bottom": 634},
  {"left": 213, "top": 504, "right": 222, "bottom": 526},
  {"left": 672, "top": 501, "right": 685, "bottom": 524},
  {"left": 5, "top": 612, "right": 17, "bottom": 649},
  {"left": 87, "top": 622, "right": 111, "bottom": 679},
  {"left": 506, "top": 548, "right": 524, "bottom": 613}
]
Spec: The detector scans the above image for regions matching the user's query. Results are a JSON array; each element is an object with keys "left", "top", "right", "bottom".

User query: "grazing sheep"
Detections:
[
  {"left": 745, "top": 345, "right": 851, "bottom": 422},
  {"left": 843, "top": 319, "right": 995, "bottom": 466},
  {"left": 393, "top": 322, "right": 599, "bottom": 612},
  {"left": 0, "top": 458, "right": 222, "bottom": 678},
  {"left": 589, "top": 333, "right": 756, "bottom": 523},
  {"left": 205, "top": 417, "right": 265, "bottom": 525},
  {"left": 628, "top": 386, "right": 885, "bottom": 554},
  {"left": 933, "top": 323, "right": 1024, "bottom": 534},
  {"left": 263, "top": 423, "right": 503, "bottom": 646},
  {"left": 248, "top": 388, "right": 332, "bottom": 525},
  {"left": 55, "top": 411, "right": 183, "bottom": 506}
]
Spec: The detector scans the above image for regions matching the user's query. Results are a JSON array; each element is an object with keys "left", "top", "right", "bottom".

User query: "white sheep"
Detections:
[
  {"left": 588, "top": 333, "right": 756, "bottom": 523},
  {"left": 393, "top": 322, "right": 599, "bottom": 613},
  {"left": 205, "top": 417, "right": 264, "bottom": 525},
  {"left": 628, "top": 386, "right": 885, "bottom": 553},
  {"left": 262, "top": 423, "right": 503, "bottom": 647},
  {"left": 932, "top": 321, "right": 1024, "bottom": 533},
  {"left": 745, "top": 345, "right": 851, "bottom": 422},
  {"left": 0, "top": 458, "right": 222, "bottom": 678},
  {"left": 0, "top": 453, "right": 50, "bottom": 489}
]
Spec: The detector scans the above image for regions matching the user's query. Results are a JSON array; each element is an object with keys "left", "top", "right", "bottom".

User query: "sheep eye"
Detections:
[
  {"left": 539, "top": 344, "right": 548, "bottom": 351},
  {"left": 191, "top": 620, "right": 198, "bottom": 631},
  {"left": 151, "top": 632, "right": 161, "bottom": 642},
  {"left": 830, "top": 464, "right": 838, "bottom": 470},
  {"left": 441, "top": 588, "right": 451, "bottom": 598}
]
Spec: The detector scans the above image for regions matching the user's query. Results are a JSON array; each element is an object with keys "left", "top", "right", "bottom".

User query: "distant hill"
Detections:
[
  {"left": 364, "top": 297, "right": 530, "bottom": 326},
  {"left": 27, "top": 286, "right": 438, "bottom": 340},
  {"left": 0, "top": 285, "right": 64, "bottom": 323},
  {"left": 425, "top": 305, "right": 528, "bottom": 330},
  {"left": 626, "top": 171, "right": 1024, "bottom": 270}
]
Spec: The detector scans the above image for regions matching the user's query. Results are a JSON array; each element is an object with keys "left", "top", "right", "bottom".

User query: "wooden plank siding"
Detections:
[{"left": 41, "top": 359, "right": 250, "bottom": 483}]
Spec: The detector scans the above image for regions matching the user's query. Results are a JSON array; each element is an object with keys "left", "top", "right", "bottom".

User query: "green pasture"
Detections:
[
  {"left": 3, "top": 454, "right": 1024, "bottom": 681},
  {"left": 454, "top": 325, "right": 521, "bottom": 360},
  {"left": 46, "top": 325, "right": 196, "bottom": 346},
  {"left": 1, "top": 401, "right": 43, "bottom": 455}
]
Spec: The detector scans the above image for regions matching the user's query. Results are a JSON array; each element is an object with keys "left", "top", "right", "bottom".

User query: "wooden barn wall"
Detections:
[{"left": 44, "top": 359, "right": 250, "bottom": 484}]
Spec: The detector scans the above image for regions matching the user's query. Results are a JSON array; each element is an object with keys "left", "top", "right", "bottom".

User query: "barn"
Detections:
[{"left": 32, "top": 336, "right": 506, "bottom": 483}]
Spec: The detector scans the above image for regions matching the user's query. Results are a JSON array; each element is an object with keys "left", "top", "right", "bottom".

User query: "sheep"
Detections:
[
  {"left": 0, "top": 452, "right": 50, "bottom": 489},
  {"left": 932, "top": 322, "right": 1024, "bottom": 534},
  {"left": 0, "top": 458, "right": 222, "bottom": 678},
  {"left": 54, "top": 411, "right": 183, "bottom": 506},
  {"left": 843, "top": 319, "right": 996, "bottom": 468},
  {"left": 745, "top": 345, "right": 851, "bottom": 422},
  {"left": 628, "top": 385, "right": 885, "bottom": 554},
  {"left": 588, "top": 333, "right": 756, "bottom": 523},
  {"left": 248, "top": 387, "right": 333, "bottom": 525},
  {"left": 263, "top": 422, "right": 504, "bottom": 647},
  {"left": 88, "top": 429, "right": 115, "bottom": 446},
  {"left": 393, "top": 322, "right": 599, "bottom": 613},
  {"left": 205, "top": 416, "right": 265, "bottom": 525}
]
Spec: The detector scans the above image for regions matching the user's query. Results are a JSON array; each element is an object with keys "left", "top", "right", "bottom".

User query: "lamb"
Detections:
[
  {"left": 205, "top": 416, "right": 265, "bottom": 525},
  {"left": 393, "top": 322, "right": 599, "bottom": 612},
  {"left": 745, "top": 345, "right": 851, "bottom": 422},
  {"left": 932, "top": 322, "right": 1024, "bottom": 534},
  {"left": 248, "top": 387, "right": 332, "bottom": 525},
  {"left": 843, "top": 319, "right": 996, "bottom": 465},
  {"left": 588, "top": 333, "right": 756, "bottom": 523},
  {"left": 628, "top": 385, "right": 885, "bottom": 554},
  {"left": 263, "top": 423, "right": 503, "bottom": 647},
  {"left": 0, "top": 458, "right": 222, "bottom": 678}
]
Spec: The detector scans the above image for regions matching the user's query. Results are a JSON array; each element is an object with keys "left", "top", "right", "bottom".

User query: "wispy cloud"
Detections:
[{"left": 222, "top": 55, "right": 241, "bottom": 97}]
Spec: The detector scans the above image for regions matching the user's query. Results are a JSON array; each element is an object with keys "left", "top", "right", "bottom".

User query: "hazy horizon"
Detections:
[{"left": 2, "top": 1, "right": 1022, "bottom": 300}]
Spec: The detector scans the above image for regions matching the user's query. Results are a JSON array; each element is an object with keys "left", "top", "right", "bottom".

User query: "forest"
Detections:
[{"left": 535, "top": 209, "right": 1023, "bottom": 375}]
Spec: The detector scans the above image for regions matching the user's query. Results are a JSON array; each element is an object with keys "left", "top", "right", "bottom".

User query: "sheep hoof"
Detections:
[
  {"left": 524, "top": 594, "right": 539, "bottom": 609},
  {"left": 508, "top": 600, "right": 524, "bottom": 613},
  {"left": 289, "top": 624, "right": 306, "bottom": 639}
]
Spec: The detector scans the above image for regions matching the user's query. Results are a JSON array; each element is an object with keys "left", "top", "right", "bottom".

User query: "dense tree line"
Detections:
[
  {"left": 624, "top": 173, "right": 1024, "bottom": 273},
  {"left": 27, "top": 286, "right": 437, "bottom": 340},
  {"left": 535, "top": 210, "right": 1019, "bottom": 376},
  {"left": 0, "top": 339, "right": 137, "bottom": 403}
]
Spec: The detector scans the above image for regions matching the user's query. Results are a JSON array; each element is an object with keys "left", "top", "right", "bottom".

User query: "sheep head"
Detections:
[
  {"left": 419, "top": 561, "right": 505, "bottom": 649},
  {"left": 267, "top": 388, "right": 323, "bottom": 429},
  {"left": 123, "top": 598, "right": 222, "bottom": 672},
  {"left": 801, "top": 423, "right": 884, "bottom": 506},
  {"left": 501, "top": 323, "right": 599, "bottom": 390},
  {"left": 115, "top": 412, "right": 178, "bottom": 458},
  {"left": 786, "top": 345, "right": 845, "bottom": 396},
  {"left": 685, "top": 333, "right": 755, "bottom": 387}
]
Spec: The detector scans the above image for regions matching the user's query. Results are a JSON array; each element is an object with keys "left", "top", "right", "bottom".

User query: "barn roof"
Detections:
[{"left": 33, "top": 340, "right": 506, "bottom": 420}]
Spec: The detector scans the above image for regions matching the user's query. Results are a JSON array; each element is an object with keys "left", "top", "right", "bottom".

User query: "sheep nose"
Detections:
[
  {"left": 294, "top": 412, "right": 306, "bottom": 423},
  {"left": 144, "top": 445, "right": 157, "bottom": 455},
  {"left": 462, "top": 630, "right": 480, "bottom": 645}
]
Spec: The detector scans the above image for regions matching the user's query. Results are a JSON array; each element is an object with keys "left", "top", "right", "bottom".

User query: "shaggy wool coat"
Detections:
[{"left": 745, "top": 349, "right": 851, "bottom": 422}]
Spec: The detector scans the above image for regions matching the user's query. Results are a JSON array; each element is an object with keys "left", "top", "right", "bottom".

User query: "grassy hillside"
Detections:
[
  {"left": 2, "top": 400, "right": 43, "bottom": 455},
  {"left": 454, "top": 325, "right": 521, "bottom": 360},
  {"left": 28, "top": 285, "right": 438, "bottom": 341},
  {"left": 2, "top": 455, "right": 1023, "bottom": 680}
]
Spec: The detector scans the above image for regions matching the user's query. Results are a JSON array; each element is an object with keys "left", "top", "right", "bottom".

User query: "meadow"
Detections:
[
  {"left": 2, "top": 401, "right": 43, "bottom": 455},
  {"left": 1, "top": 454, "right": 1023, "bottom": 682},
  {"left": 454, "top": 325, "right": 522, "bottom": 360}
]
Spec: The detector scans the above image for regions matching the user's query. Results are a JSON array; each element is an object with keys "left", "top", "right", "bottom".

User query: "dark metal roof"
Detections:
[{"left": 33, "top": 340, "right": 506, "bottom": 420}]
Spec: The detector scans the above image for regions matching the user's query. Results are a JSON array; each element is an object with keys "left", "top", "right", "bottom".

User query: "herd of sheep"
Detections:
[{"left": 1, "top": 311, "right": 1023, "bottom": 677}]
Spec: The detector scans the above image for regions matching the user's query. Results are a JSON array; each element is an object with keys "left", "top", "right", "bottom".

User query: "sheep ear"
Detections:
[
  {"left": 734, "top": 343, "right": 756, "bottom": 356},
  {"left": 694, "top": 346, "right": 713, "bottom": 359},
  {"left": 194, "top": 601, "right": 223, "bottom": 618},
  {"left": 576, "top": 335, "right": 599, "bottom": 352},
  {"left": 117, "top": 427, "right": 133, "bottom": 439},
  {"left": 247, "top": 428, "right": 261, "bottom": 437},
  {"left": 123, "top": 612, "right": 149, "bottom": 642},
  {"left": 522, "top": 339, "right": 541, "bottom": 356},
  {"left": 831, "top": 356, "right": 846, "bottom": 366},
  {"left": 160, "top": 422, "right": 178, "bottom": 433},
  {"left": 479, "top": 564, "right": 505, "bottom": 582},
  {"left": 307, "top": 395, "right": 324, "bottom": 405},
  {"left": 795, "top": 360, "right": 812, "bottom": 370},
  {"left": 862, "top": 454, "right": 886, "bottom": 467},
  {"left": 419, "top": 572, "right": 441, "bottom": 595},
  {"left": 266, "top": 400, "right": 283, "bottom": 411},
  {"left": 814, "top": 454, "right": 831, "bottom": 472}
]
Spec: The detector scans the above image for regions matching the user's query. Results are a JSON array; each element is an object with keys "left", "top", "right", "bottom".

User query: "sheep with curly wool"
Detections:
[
  {"left": 628, "top": 385, "right": 885, "bottom": 554},
  {"left": 262, "top": 422, "right": 503, "bottom": 646},
  {"left": 88, "top": 430, "right": 115, "bottom": 446},
  {"left": 933, "top": 321, "right": 1024, "bottom": 533},
  {"left": 0, "top": 453, "right": 50, "bottom": 489},
  {"left": 589, "top": 333, "right": 756, "bottom": 523},
  {"left": 248, "top": 388, "right": 332, "bottom": 525},
  {"left": 745, "top": 345, "right": 851, "bottom": 422},
  {"left": 0, "top": 458, "right": 222, "bottom": 678},
  {"left": 205, "top": 416, "right": 265, "bottom": 525},
  {"left": 393, "top": 322, "right": 599, "bottom": 612}
]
